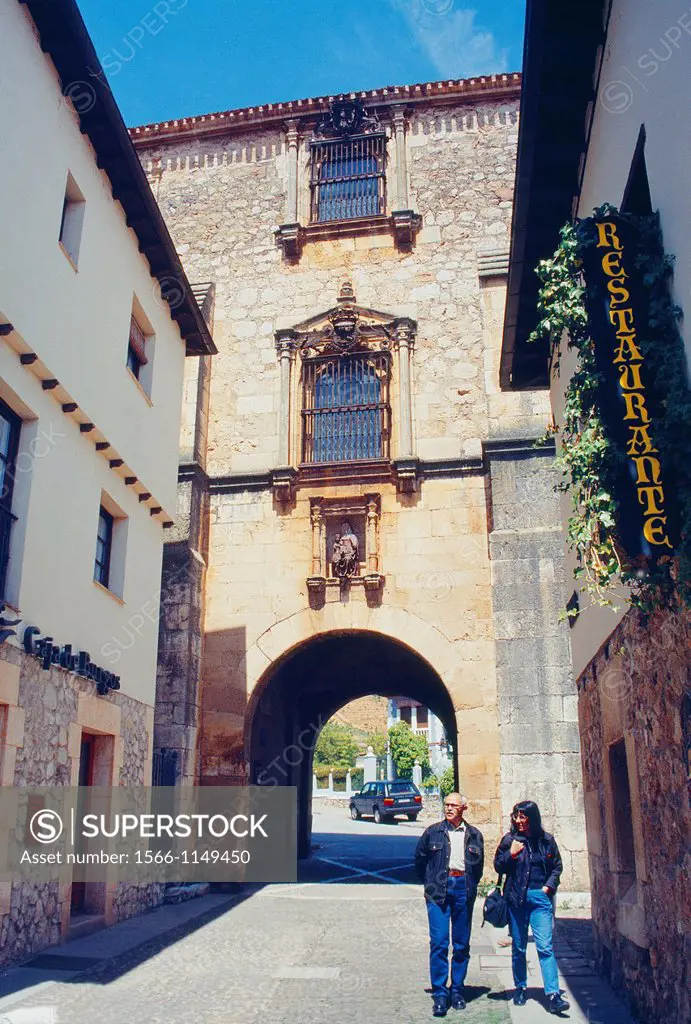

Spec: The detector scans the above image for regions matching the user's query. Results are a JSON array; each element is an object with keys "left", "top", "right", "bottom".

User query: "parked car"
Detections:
[{"left": 349, "top": 780, "right": 423, "bottom": 823}]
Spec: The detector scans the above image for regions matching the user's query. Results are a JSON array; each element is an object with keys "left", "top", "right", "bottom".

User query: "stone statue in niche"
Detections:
[{"left": 331, "top": 521, "right": 359, "bottom": 578}]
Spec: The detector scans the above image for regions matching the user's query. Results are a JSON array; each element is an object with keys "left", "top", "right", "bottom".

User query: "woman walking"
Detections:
[{"left": 494, "top": 800, "right": 570, "bottom": 1016}]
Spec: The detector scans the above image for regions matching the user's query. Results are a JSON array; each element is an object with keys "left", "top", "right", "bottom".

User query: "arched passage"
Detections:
[{"left": 247, "top": 631, "right": 458, "bottom": 856}]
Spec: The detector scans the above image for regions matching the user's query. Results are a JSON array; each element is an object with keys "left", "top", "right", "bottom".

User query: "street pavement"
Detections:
[{"left": 0, "top": 807, "right": 637, "bottom": 1024}]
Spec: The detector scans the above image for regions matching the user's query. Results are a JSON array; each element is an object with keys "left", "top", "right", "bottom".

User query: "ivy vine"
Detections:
[{"left": 529, "top": 204, "right": 691, "bottom": 616}]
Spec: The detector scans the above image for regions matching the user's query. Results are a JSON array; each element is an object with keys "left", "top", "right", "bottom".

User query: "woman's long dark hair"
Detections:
[{"left": 510, "top": 800, "right": 544, "bottom": 837}]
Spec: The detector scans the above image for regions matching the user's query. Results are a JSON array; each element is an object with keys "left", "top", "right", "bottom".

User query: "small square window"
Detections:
[
  {"left": 94, "top": 506, "right": 113, "bottom": 588},
  {"left": 59, "top": 172, "right": 85, "bottom": 268},
  {"left": 0, "top": 704, "right": 8, "bottom": 784},
  {"left": 127, "top": 304, "right": 155, "bottom": 398},
  {"left": 94, "top": 494, "right": 128, "bottom": 599},
  {"left": 0, "top": 399, "right": 21, "bottom": 602},
  {"left": 127, "top": 315, "right": 148, "bottom": 381}
]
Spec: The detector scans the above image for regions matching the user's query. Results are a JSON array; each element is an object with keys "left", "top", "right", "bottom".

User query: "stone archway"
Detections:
[
  {"left": 198, "top": 604, "right": 501, "bottom": 855},
  {"left": 246, "top": 629, "right": 461, "bottom": 856}
]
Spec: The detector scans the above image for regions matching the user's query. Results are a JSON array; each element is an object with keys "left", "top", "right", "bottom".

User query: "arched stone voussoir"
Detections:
[{"left": 247, "top": 602, "right": 463, "bottom": 696}]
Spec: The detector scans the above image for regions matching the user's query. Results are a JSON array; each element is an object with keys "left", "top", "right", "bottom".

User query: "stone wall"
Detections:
[
  {"left": 154, "top": 344, "right": 212, "bottom": 785},
  {"left": 137, "top": 87, "right": 584, "bottom": 882},
  {"left": 577, "top": 606, "right": 691, "bottom": 1024},
  {"left": 201, "top": 473, "right": 505, "bottom": 837},
  {"left": 0, "top": 645, "right": 163, "bottom": 968},
  {"left": 488, "top": 444, "right": 588, "bottom": 888},
  {"left": 140, "top": 99, "right": 540, "bottom": 473}
]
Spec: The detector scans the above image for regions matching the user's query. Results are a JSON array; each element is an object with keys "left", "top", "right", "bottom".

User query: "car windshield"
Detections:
[{"left": 389, "top": 783, "right": 417, "bottom": 794}]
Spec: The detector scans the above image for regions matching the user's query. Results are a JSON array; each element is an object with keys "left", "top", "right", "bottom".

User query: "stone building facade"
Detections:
[{"left": 133, "top": 75, "right": 587, "bottom": 882}]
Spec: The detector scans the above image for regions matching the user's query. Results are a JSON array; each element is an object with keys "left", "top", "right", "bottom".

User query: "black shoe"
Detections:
[
  {"left": 451, "top": 990, "right": 466, "bottom": 1010},
  {"left": 547, "top": 992, "right": 570, "bottom": 1015},
  {"left": 432, "top": 999, "right": 448, "bottom": 1017},
  {"left": 513, "top": 988, "right": 527, "bottom": 1006}
]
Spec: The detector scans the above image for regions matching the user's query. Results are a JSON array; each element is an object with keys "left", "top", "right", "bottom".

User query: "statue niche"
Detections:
[{"left": 331, "top": 520, "right": 359, "bottom": 578}]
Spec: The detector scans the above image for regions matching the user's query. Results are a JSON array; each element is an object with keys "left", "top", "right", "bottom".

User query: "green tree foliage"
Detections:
[
  {"left": 366, "top": 732, "right": 388, "bottom": 757},
  {"left": 388, "top": 721, "right": 430, "bottom": 778},
  {"left": 314, "top": 722, "right": 359, "bottom": 769},
  {"left": 439, "top": 766, "right": 456, "bottom": 798}
]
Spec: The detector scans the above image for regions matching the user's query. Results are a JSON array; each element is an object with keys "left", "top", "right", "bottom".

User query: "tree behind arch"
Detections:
[
  {"left": 388, "top": 721, "right": 430, "bottom": 778},
  {"left": 314, "top": 721, "right": 359, "bottom": 768}
]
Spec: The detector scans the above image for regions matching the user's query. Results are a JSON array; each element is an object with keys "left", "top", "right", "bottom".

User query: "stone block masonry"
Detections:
[
  {"left": 0, "top": 647, "right": 163, "bottom": 969},
  {"left": 488, "top": 445, "right": 588, "bottom": 890},
  {"left": 134, "top": 80, "right": 586, "bottom": 884},
  {"left": 577, "top": 606, "right": 691, "bottom": 1024}
]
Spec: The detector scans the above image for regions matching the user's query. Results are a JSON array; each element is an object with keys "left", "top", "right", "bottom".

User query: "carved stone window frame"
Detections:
[
  {"left": 307, "top": 493, "right": 383, "bottom": 596},
  {"left": 274, "top": 101, "right": 421, "bottom": 261},
  {"left": 273, "top": 283, "right": 419, "bottom": 501}
]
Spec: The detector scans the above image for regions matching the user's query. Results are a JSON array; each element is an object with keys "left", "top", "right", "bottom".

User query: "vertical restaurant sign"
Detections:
[{"left": 581, "top": 214, "right": 678, "bottom": 558}]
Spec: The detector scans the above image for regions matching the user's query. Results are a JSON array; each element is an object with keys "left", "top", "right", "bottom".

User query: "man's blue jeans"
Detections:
[
  {"left": 426, "top": 875, "right": 473, "bottom": 1000},
  {"left": 508, "top": 888, "right": 559, "bottom": 995}
]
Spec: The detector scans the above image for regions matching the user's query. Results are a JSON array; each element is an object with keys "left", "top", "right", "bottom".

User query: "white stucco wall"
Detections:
[
  {"left": 0, "top": 0, "right": 186, "bottom": 515},
  {"left": 0, "top": 0, "right": 192, "bottom": 705},
  {"left": 553, "top": 0, "right": 691, "bottom": 677}
]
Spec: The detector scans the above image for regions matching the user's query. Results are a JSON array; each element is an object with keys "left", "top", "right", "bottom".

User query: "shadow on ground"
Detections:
[{"left": 0, "top": 887, "right": 260, "bottom": 997}]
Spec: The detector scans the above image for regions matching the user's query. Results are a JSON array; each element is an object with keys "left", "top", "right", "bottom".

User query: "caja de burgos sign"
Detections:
[
  {"left": 581, "top": 213, "right": 680, "bottom": 559},
  {"left": 23, "top": 625, "right": 121, "bottom": 695}
]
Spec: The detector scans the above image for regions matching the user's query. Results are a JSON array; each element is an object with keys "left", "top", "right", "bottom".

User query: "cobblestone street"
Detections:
[{"left": 0, "top": 809, "right": 638, "bottom": 1024}]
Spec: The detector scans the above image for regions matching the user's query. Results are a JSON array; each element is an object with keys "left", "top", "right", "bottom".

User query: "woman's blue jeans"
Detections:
[{"left": 508, "top": 888, "right": 559, "bottom": 995}]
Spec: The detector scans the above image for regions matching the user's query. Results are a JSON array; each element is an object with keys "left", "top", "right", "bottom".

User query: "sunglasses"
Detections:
[{"left": 512, "top": 812, "right": 529, "bottom": 821}]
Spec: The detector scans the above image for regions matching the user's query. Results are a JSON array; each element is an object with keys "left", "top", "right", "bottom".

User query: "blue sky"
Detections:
[{"left": 77, "top": 0, "right": 525, "bottom": 127}]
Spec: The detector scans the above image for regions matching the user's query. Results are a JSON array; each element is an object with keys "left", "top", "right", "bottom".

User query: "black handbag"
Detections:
[{"left": 482, "top": 875, "right": 508, "bottom": 929}]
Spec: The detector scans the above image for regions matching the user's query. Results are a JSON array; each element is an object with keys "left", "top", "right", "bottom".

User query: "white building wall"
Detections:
[
  {"left": 0, "top": 0, "right": 191, "bottom": 706},
  {"left": 0, "top": 0, "right": 186, "bottom": 517}
]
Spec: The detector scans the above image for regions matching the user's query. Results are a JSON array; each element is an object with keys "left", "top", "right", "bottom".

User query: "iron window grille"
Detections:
[
  {"left": 301, "top": 351, "right": 391, "bottom": 464},
  {"left": 0, "top": 400, "right": 20, "bottom": 601},
  {"left": 152, "top": 748, "right": 178, "bottom": 786},
  {"left": 94, "top": 506, "right": 114, "bottom": 588},
  {"left": 310, "top": 134, "right": 387, "bottom": 223}
]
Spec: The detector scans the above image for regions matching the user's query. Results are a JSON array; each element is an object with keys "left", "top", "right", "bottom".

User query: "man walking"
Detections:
[{"left": 414, "top": 793, "right": 484, "bottom": 1017}]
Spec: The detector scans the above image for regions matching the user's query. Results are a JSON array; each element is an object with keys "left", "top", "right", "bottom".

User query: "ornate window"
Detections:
[
  {"left": 275, "top": 100, "right": 421, "bottom": 260},
  {"left": 273, "top": 282, "right": 418, "bottom": 501},
  {"left": 310, "top": 134, "right": 387, "bottom": 223},
  {"left": 309, "top": 100, "right": 386, "bottom": 224},
  {"left": 302, "top": 350, "right": 390, "bottom": 463}
]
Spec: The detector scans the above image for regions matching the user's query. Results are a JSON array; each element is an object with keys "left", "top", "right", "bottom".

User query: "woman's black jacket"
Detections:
[
  {"left": 414, "top": 820, "right": 484, "bottom": 906},
  {"left": 493, "top": 831, "right": 563, "bottom": 908}
]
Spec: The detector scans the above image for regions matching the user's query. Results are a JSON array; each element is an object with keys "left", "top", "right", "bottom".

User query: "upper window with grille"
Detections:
[
  {"left": 310, "top": 134, "right": 387, "bottom": 224},
  {"left": 301, "top": 350, "right": 391, "bottom": 464}
]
